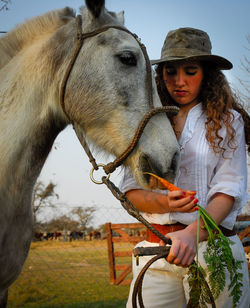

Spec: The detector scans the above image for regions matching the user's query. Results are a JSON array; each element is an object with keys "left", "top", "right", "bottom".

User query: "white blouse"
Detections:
[{"left": 119, "top": 103, "right": 249, "bottom": 230}]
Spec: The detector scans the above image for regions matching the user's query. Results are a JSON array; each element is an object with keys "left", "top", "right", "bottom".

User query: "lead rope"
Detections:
[
  {"left": 131, "top": 250, "right": 215, "bottom": 308},
  {"left": 102, "top": 106, "right": 178, "bottom": 174},
  {"left": 58, "top": 15, "right": 180, "bottom": 177},
  {"left": 59, "top": 15, "right": 179, "bottom": 174},
  {"left": 59, "top": 15, "right": 177, "bottom": 242},
  {"left": 74, "top": 105, "right": 179, "bottom": 174},
  {"left": 102, "top": 177, "right": 171, "bottom": 245},
  {"left": 102, "top": 177, "right": 216, "bottom": 308},
  {"left": 59, "top": 15, "right": 215, "bottom": 308}
]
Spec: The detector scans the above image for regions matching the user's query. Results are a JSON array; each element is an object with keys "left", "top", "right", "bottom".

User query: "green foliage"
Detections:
[
  {"left": 187, "top": 205, "right": 243, "bottom": 307},
  {"left": 205, "top": 234, "right": 243, "bottom": 307},
  {"left": 187, "top": 264, "right": 213, "bottom": 308}
]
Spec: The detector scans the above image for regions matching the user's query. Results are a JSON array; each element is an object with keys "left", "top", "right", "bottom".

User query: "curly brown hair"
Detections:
[{"left": 155, "top": 62, "right": 250, "bottom": 155}]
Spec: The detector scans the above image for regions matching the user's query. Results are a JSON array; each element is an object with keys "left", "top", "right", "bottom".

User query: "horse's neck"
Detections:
[
  {"left": 0, "top": 28, "right": 71, "bottom": 205},
  {"left": 0, "top": 84, "right": 65, "bottom": 203}
]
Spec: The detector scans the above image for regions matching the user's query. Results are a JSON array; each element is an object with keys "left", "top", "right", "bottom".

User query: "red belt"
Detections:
[
  {"left": 146, "top": 223, "right": 186, "bottom": 243},
  {"left": 146, "top": 223, "right": 236, "bottom": 243}
]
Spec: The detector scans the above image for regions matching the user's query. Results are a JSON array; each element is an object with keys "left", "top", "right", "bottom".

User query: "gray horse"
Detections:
[{"left": 0, "top": 0, "right": 179, "bottom": 306}]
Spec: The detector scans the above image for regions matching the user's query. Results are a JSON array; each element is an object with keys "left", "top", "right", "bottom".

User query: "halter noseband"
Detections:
[{"left": 59, "top": 15, "right": 178, "bottom": 175}]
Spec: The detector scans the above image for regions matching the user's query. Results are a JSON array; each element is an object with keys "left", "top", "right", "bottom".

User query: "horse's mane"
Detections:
[{"left": 0, "top": 7, "right": 76, "bottom": 69}]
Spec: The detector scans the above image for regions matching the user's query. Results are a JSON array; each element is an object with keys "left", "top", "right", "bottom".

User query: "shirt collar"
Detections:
[{"left": 179, "top": 103, "right": 203, "bottom": 148}]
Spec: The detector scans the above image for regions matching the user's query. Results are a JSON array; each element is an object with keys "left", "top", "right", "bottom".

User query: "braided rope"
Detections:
[
  {"left": 58, "top": 18, "right": 213, "bottom": 307},
  {"left": 103, "top": 106, "right": 179, "bottom": 174},
  {"left": 132, "top": 250, "right": 215, "bottom": 308},
  {"left": 132, "top": 251, "right": 170, "bottom": 308},
  {"left": 102, "top": 176, "right": 216, "bottom": 308},
  {"left": 74, "top": 124, "right": 99, "bottom": 170},
  {"left": 102, "top": 176, "right": 171, "bottom": 245},
  {"left": 59, "top": 15, "right": 84, "bottom": 121},
  {"left": 59, "top": 15, "right": 179, "bottom": 175}
]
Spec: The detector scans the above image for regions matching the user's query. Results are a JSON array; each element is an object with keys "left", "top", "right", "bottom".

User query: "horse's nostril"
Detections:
[
  {"left": 170, "top": 151, "right": 179, "bottom": 173},
  {"left": 139, "top": 154, "right": 153, "bottom": 173}
]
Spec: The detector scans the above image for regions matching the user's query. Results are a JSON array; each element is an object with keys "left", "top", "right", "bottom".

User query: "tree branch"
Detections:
[{"left": 0, "top": 0, "right": 11, "bottom": 11}]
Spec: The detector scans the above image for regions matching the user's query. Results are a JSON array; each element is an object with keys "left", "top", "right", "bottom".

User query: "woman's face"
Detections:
[{"left": 163, "top": 61, "right": 203, "bottom": 106}]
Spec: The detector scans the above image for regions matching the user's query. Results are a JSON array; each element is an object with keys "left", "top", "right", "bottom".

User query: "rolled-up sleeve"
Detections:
[
  {"left": 119, "top": 168, "right": 143, "bottom": 193},
  {"left": 206, "top": 114, "right": 249, "bottom": 229},
  {"left": 119, "top": 168, "right": 173, "bottom": 224}
]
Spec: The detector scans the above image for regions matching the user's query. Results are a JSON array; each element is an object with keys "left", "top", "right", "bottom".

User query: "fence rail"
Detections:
[{"left": 7, "top": 211, "right": 250, "bottom": 307}]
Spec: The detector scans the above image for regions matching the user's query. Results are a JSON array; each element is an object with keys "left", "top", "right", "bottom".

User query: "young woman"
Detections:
[{"left": 120, "top": 27, "right": 250, "bottom": 308}]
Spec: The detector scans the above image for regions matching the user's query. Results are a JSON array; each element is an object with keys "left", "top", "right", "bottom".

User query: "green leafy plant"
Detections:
[
  {"left": 188, "top": 205, "right": 243, "bottom": 307},
  {"left": 187, "top": 263, "right": 214, "bottom": 308},
  {"left": 146, "top": 173, "right": 243, "bottom": 307}
]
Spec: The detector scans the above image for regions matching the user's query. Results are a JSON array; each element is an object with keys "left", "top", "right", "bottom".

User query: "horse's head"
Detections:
[{"left": 56, "top": 0, "right": 180, "bottom": 188}]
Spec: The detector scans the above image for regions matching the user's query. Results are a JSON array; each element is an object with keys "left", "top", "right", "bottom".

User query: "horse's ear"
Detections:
[
  {"left": 85, "top": 0, "right": 105, "bottom": 18},
  {"left": 116, "top": 11, "right": 125, "bottom": 25}
]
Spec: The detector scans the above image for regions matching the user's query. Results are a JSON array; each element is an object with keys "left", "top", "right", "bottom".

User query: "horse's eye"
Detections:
[{"left": 118, "top": 51, "right": 137, "bottom": 66}]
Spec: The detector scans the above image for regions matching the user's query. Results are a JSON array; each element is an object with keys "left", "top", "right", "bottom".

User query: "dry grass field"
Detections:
[
  {"left": 7, "top": 240, "right": 132, "bottom": 308},
  {"left": 7, "top": 233, "right": 250, "bottom": 307}
]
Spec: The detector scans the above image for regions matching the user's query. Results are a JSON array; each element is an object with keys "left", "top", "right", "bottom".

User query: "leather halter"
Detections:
[{"left": 59, "top": 15, "right": 178, "bottom": 175}]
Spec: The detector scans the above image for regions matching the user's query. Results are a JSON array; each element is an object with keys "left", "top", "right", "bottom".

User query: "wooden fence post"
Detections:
[
  {"left": 106, "top": 222, "right": 116, "bottom": 284},
  {"left": 105, "top": 222, "right": 146, "bottom": 285}
]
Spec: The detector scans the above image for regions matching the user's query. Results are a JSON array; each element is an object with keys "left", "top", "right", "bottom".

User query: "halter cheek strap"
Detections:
[
  {"left": 59, "top": 15, "right": 154, "bottom": 115},
  {"left": 59, "top": 14, "right": 179, "bottom": 174}
]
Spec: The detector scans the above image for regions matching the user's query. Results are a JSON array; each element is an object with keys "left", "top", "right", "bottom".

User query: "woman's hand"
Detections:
[
  {"left": 167, "top": 190, "right": 198, "bottom": 213},
  {"left": 160, "top": 228, "right": 197, "bottom": 267},
  {"left": 125, "top": 189, "right": 198, "bottom": 214}
]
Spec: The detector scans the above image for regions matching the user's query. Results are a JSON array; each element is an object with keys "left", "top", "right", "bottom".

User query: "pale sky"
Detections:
[{"left": 0, "top": 0, "right": 249, "bottom": 226}]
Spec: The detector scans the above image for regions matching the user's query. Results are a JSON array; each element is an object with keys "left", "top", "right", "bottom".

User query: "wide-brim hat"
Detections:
[{"left": 151, "top": 27, "right": 232, "bottom": 70}]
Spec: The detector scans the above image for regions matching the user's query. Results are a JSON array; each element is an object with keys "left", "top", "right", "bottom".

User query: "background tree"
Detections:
[
  {"left": 237, "top": 34, "right": 250, "bottom": 106},
  {"left": 237, "top": 35, "right": 250, "bottom": 215},
  {"left": 0, "top": 0, "right": 11, "bottom": 11},
  {"left": 98, "top": 223, "right": 107, "bottom": 233},
  {"left": 41, "top": 206, "right": 96, "bottom": 233},
  {"left": 32, "top": 181, "right": 58, "bottom": 230},
  {"left": 70, "top": 206, "right": 96, "bottom": 231},
  {"left": 45, "top": 215, "right": 79, "bottom": 232}
]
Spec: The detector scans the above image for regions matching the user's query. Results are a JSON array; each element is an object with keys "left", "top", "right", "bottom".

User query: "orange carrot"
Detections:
[
  {"left": 144, "top": 172, "right": 181, "bottom": 191},
  {"left": 144, "top": 172, "right": 196, "bottom": 196}
]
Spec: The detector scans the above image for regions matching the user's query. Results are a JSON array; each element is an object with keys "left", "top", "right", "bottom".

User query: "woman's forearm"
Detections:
[
  {"left": 204, "top": 192, "right": 234, "bottom": 225},
  {"left": 125, "top": 189, "right": 198, "bottom": 214},
  {"left": 125, "top": 189, "right": 171, "bottom": 214},
  {"left": 186, "top": 192, "right": 234, "bottom": 242}
]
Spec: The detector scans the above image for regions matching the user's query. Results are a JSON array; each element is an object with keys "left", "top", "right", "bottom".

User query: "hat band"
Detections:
[{"left": 162, "top": 47, "right": 211, "bottom": 59}]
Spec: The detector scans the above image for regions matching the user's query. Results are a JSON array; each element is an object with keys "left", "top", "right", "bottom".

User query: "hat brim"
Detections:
[{"left": 150, "top": 54, "right": 233, "bottom": 70}]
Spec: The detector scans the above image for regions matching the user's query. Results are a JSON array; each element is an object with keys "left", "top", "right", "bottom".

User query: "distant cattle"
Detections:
[
  {"left": 54, "top": 231, "right": 62, "bottom": 240},
  {"left": 43, "top": 232, "right": 54, "bottom": 240},
  {"left": 34, "top": 232, "right": 44, "bottom": 241},
  {"left": 33, "top": 230, "right": 89, "bottom": 241},
  {"left": 88, "top": 230, "right": 101, "bottom": 240},
  {"left": 69, "top": 231, "right": 85, "bottom": 241}
]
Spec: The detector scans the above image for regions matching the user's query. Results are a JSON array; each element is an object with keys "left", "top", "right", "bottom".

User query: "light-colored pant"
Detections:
[{"left": 127, "top": 235, "right": 250, "bottom": 308}]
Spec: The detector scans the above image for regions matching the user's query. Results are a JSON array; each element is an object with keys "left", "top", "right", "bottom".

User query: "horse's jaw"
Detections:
[
  {"left": 73, "top": 122, "right": 179, "bottom": 189},
  {"left": 126, "top": 149, "right": 180, "bottom": 190}
]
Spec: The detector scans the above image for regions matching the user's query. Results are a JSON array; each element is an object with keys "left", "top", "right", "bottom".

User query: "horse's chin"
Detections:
[{"left": 133, "top": 170, "right": 148, "bottom": 189}]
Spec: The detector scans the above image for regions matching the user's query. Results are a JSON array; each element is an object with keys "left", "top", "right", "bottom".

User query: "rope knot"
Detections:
[{"left": 103, "top": 162, "right": 116, "bottom": 174}]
